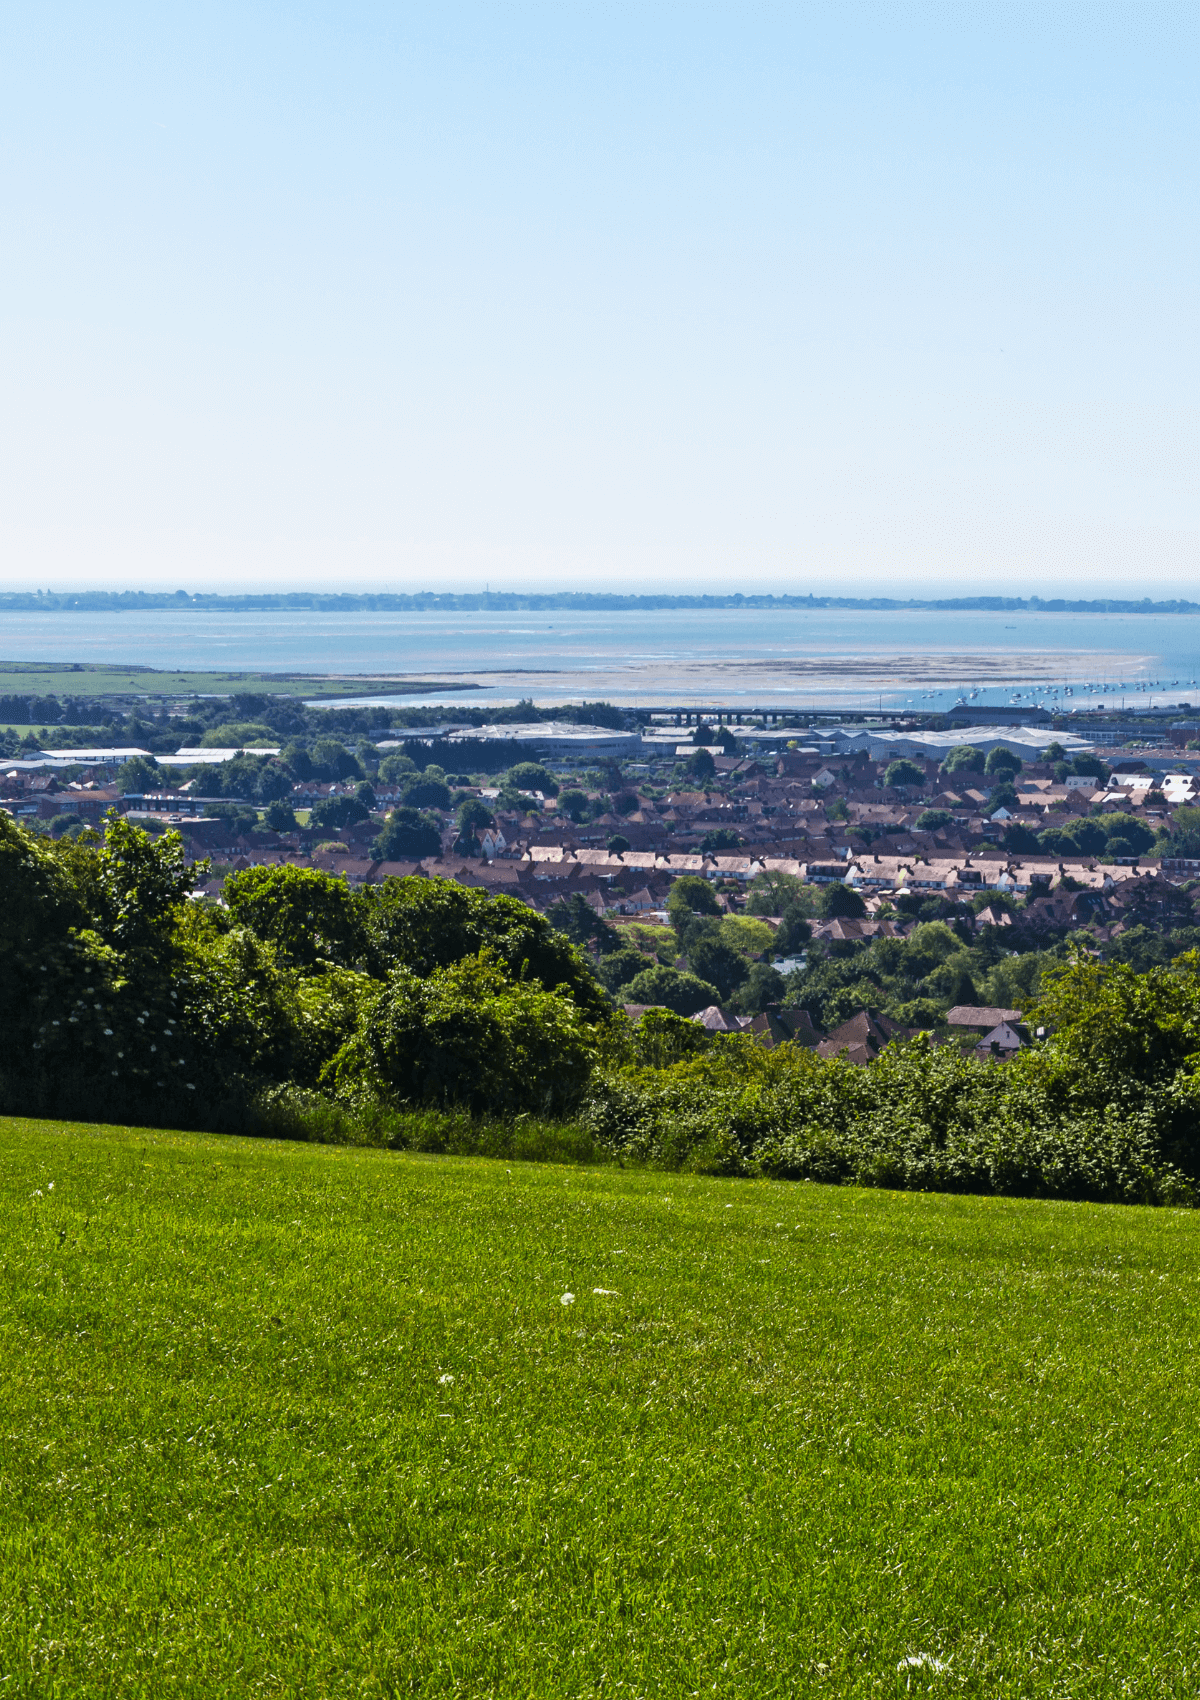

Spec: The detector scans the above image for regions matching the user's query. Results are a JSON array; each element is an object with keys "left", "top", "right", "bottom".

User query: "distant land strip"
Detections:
[{"left": 2, "top": 591, "right": 1199, "bottom": 614}]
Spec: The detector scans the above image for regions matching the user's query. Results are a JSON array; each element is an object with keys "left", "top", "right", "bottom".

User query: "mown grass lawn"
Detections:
[{"left": 3, "top": 1119, "right": 1200, "bottom": 1697}]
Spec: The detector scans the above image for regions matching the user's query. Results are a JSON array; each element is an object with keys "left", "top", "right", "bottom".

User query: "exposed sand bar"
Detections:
[{"left": 319, "top": 648, "right": 1152, "bottom": 709}]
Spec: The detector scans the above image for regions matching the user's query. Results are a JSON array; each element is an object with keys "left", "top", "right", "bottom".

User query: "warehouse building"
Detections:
[
  {"left": 824, "top": 725, "right": 1093, "bottom": 762},
  {"left": 445, "top": 721, "right": 643, "bottom": 759}
]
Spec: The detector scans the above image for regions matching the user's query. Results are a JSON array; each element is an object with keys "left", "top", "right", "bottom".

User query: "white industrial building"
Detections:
[
  {"left": 158, "top": 746, "right": 281, "bottom": 766},
  {"left": 824, "top": 725, "right": 1094, "bottom": 762},
  {"left": 23, "top": 747, "right": 153, "bottom": 768},
  {"left": 446, "top": 722, "right": 642, "bottom": 759}
]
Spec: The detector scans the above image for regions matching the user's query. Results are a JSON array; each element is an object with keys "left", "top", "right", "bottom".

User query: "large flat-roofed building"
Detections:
[
  {"left": 446, "top": 722, "right": 642, "bottom": 759},
  {"left": 26, "top": 747, "right": 153, "bottom": 768},
  {"left": 158, "top": 746, "right": 281, "bottom": 766},
  {"left": 824, "top": 725, "right": 1093, "bottom": 762}
]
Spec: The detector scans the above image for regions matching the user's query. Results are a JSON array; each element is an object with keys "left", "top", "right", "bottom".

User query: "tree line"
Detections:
[{"left": 5, "top": 810, "right": 1200, "bottom": 1206}]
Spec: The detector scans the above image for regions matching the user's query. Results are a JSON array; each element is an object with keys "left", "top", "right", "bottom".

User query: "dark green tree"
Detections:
[
  {"left": 372, "top": 807, "right": 442, "bottom": 860},
  {"left": 505, "top": 762, "right": 559, "bottom": 798},
  {"left": 309, "top": 794, "right": 370, "bottom": 833},
  {"left": 819, "top": 882, "right": 867, "bottom": 919},
  {"left": 1069, "top": 753, "right": 1110, "bottom": 782},
  {"left": 940, "top": 745, "right": 985, "bottom": 776},
  {"left": 545, "top": 892, "right": 620, "bottom": 955},
  {"left": 456, "top": 796, "right": 494, "bottom": 834},
  {"left": 667, "top": 875, "right": 723, "bottom": 951},
  {"left": 558, "top": 788, "right": 590, "bottom": 823},
  {"left": 328, "top": 954, "right": 594, "bottom": 1116},
  {"left": 114, "top": 755, "right": 161, "bottom": 794},
  {"left": 280, "top": 740, "right": 313, "bottom": 779},
  {"left": 378, "top": 752, "right": 418, "bottom": 783},
  {"left": 597, "top": 948, "right": 652, "bottom": 994},
  {"left": 700, "top": 827, "right": 745, "bottom": 851},
  {"left": 984, "top": 747, "right": 1022, "bottom": 778},
  {"left": 774, "top": 910, "right": 813, "bottom": 953},
  {"left": 746, "top": 870, "right": 816, "bottom": 917},
  {"left": 1001, "top": 821, "right": 1042, "bottom": 853},
  {"left": 311, "top": 739, "right": 363, "bottom": 781},
  {"left": 621, "top": 964, "right": 720, "bottom": 1015},
  {"left": 402, "top": 776, "right": 451, "bottom": 809},
  {"left": 253, "top": 763, "right": 294, "bottom": 803},
  {"left": 223, "top": 864, "right": 367, "bottom": 971},
  {"left": 360, "top": 877, "right": 609, "bottom": 1019},
  {"left": 728, "top": 960, "right": 787, "bottom": 1015},
  {"left": 687, "top": 934, "right": 750, "bottom": 1001},
  {"left": 264, "top": 800, "right": 299, "bottom": 832}
]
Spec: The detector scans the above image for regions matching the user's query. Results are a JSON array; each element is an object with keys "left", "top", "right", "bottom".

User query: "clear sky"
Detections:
[{"left": 0, "top": 1, "right": 1195, "bottom": 595}]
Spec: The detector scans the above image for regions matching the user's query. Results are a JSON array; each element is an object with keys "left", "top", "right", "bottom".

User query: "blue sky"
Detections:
[{"left": 0, "top": 2, "right": 1194, "bottom": 593}]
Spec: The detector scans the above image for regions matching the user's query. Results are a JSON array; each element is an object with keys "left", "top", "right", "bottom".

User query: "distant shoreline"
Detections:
[{"left": 1, "top": 592, "right": 1198, "bottom": 616}]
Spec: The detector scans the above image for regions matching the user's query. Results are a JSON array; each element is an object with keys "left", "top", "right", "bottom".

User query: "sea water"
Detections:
[{"left": 2, "top": 605, "right": 1198, "bottom": 713}]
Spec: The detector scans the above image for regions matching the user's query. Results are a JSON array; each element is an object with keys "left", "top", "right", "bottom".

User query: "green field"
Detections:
[
  {"left": 4, "top": 1118, "right": 1200, "bottom": 1697},
  {"left": 0, "top": 662, "right": 464, "bottom": 701}
]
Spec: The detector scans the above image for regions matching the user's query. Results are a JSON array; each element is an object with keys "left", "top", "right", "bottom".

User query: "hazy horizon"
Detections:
[{"left": 1, "top": 2, "right": 1195, "bottom": 596}]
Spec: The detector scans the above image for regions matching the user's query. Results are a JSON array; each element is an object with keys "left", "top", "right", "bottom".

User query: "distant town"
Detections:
[
  {"left": 3, "top": 588, "right": 1200, "bottom": 614},
  {"left": 6, "top": 686, "right": 1200, "bottom": 1061}
]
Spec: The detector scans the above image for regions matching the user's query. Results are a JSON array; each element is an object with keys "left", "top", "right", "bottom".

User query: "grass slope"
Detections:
[{"left": 3, "top": 1118, "right": 1200, "bottom": 1697}]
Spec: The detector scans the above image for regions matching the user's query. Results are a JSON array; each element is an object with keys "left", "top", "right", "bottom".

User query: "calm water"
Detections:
[{"left": 3, "top": 606, "right": 1199, "bottom": 712}]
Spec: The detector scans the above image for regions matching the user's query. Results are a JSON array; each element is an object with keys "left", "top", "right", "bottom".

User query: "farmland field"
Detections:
[
  {"left": 3, "top": 1117, "right": 1200, "bottom": 1697},
  {"left": 0, "top": 661, "right": 459, "bottom": 702}
]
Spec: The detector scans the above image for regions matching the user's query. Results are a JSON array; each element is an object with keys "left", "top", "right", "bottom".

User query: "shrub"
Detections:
[
  {"left": 580, "top": 1029, "right": 1197, "bottom": 1204},
  {"left": 361, "top": 877, "right": 610, "bottom": 1020},
  {"left": 224, "top": 865, "right": 366, "bottom": 970},
  {"left": 326, "top": 954, "right": 596, "bottom": 1118}
]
